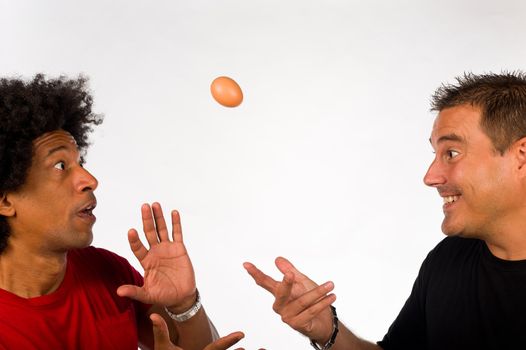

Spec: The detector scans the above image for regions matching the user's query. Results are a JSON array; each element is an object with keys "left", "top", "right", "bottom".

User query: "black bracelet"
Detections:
[{"left": 309, "top": 306, "right": 339, "bottom": 350}]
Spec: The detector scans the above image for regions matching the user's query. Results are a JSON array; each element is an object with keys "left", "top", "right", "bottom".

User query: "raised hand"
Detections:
[
  {"left": 150, "top": 313, "right": 246, "bottom": 350},
  {"left": 117, "top": 203, "right": 197, "bottom": 312},
  {"left": 244, "top": 257, "right": 336, "bottom": 344}
]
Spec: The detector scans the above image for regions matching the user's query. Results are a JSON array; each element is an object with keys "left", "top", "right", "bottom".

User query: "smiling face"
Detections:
[
  {"left": 424, "top": 104, "right": 520, "bottom": 239},
  {"left": 5, "top": 130, "right": 98, "bottom": 254}
]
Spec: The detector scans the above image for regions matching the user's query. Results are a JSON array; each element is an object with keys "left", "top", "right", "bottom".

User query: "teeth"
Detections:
[{"left": 443, "top": 195, "right": 459, "bottom": 204}]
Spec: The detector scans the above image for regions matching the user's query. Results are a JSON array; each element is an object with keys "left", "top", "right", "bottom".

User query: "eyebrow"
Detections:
[{"left": 429, "top": 133, "right": 465, "bottom": 145}]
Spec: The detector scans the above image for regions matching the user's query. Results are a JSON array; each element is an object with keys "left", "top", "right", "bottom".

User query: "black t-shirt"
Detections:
[{"left": 378, "top": 237, "right": 526, "bottom": 350}]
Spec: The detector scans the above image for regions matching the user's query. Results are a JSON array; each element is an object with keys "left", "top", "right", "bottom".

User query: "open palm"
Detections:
[{"left": 117, "top": 203, "right": 197, "bottom": 311}]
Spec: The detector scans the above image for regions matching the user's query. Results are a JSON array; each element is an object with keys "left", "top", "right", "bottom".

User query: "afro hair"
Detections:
[{"left": 0, "top": 74, "right": 103, "bottom": 253}]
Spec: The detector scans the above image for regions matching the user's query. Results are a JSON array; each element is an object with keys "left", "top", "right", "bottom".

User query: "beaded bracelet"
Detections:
[{"left": 309, "top": 306, "right": 339, "bottom": 350}]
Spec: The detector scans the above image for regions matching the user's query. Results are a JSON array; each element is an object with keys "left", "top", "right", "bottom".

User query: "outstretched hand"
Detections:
[
  {"left": 117, "top": 203, "right": 197, "bottom": 311},
  {"left": 150, "top": 313, "right": 247, "bottom": 350},
  {"left": 243, "top": 257, "right": 336, "bottom": 343}
]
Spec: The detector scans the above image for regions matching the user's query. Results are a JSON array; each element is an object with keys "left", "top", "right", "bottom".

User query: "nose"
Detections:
[
  {"left": 74, "top": 166, "right": 99, "bottom": 193},
  {"left": 423, "top": 158, "right": 446, "bottom": 187}
]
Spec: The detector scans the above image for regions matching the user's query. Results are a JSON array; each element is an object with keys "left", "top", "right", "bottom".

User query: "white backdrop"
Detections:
[{"left": 2, "top": 0, "right": 526, "bottom": 348}]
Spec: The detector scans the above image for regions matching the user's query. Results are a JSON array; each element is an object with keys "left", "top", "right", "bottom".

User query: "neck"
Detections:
[
  {"left": 484, "top": 221, "right": 526, "bottom": 261},
  {"left": 0, "top": 241, "right": 68, "bottom": 298}
]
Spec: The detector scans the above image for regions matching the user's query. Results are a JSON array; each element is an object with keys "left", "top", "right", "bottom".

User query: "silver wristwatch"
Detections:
[{"left": 164, "top": 290, "right": 202, "bottom": 322}]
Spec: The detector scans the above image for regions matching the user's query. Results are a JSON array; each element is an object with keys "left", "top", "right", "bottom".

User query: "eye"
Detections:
[
  {"left": 446, "top": 150, "right": 460, "bottom": 159},
  {"left": 54, "top": 161, "right": 66, "bottom": 170}
]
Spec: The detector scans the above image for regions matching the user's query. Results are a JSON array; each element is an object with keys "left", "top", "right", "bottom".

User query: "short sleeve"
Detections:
[
  {"left": 74, "top": 247, "right": 152, "bottom": 319},
  {"left": 377, "top": 252, "right": 433, "bottom": 350}
]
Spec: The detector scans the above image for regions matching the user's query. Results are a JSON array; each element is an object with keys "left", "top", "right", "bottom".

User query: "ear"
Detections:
[{"left": 0, "top": 193, "right": 15, "bottom": 217}]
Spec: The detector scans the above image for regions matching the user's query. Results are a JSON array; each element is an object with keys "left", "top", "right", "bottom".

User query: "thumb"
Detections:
[
  {"left": 117, "top": 284, "right": 149, "bottom": 302},
  {"left": 204, "top": 331, "right": 245, "bottom": 350},
  {"left": 275, "top": 257, "right": 318, "bottom": 288},
  {"left": 151, "top": 313, "right": 180, "bottom": 350},
  {"left": 275, "top": 256, "right": 303, "bottom": 276}
]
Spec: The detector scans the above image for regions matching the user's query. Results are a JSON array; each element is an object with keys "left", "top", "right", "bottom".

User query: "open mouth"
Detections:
[
  {"left": 441, "top": 194, "right": 461, "bottom": 211},
  {"left": 442, "top": 195, "right": 460, "bottom": 205},
  {"left": 80, "top": 206, "right": 95, "bottom": 216},
  {"left": 78, "top": 201, "right": 97, "bottom": 221}
]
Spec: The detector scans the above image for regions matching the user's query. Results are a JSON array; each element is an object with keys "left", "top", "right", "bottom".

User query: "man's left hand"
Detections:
[{"left": 117, "top": 202, "right": 197, "bottom": 312}]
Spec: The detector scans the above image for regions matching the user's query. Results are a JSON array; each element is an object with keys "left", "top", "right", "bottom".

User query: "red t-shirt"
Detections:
[{"left": 0, "top": 247, "right": 150, "bottom": 349}]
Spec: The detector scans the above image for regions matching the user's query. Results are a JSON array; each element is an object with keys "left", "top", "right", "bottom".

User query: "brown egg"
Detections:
[{"left": 210, "top": 76, "right": 243, "bottom": 107}]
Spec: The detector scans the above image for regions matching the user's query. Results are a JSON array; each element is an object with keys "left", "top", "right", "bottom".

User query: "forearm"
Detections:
[
  {"left": 172, "top": 306, "right": 218, "bottom": 350},
  {"left": 315, "top": 322, "right": 382, "bottom": 350}
]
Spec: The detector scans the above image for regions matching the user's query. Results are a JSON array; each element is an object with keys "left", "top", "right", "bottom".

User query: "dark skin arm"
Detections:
[
  {"left": 117, "top": 203, "right": 217, "bottom": 350},
  {"left": 150, "top": 313, "right": 246, "bottom": 350}
]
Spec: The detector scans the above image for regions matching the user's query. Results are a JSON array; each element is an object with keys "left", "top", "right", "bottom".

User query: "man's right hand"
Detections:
[
  {"left": 243, "top": 257, "right": 337, "bottom": 344},
  {"left": 150, "top": 313, "right": 245, "bottom": 350}
]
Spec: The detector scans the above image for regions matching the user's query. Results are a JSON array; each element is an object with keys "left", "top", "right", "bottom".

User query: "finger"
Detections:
[
  {"left": 204, "top": 331, "right": 244, "bottom": 350},
  {"left": 171, "top": 210, "right": 184, "bottom": 244},
  {"left": 141, "top": 203, "right": 159, "bottom": 247},
  {"left": 151, "top": 313, "right": 180, "bottom": 350},
  {"left": 288, "top": 293, "right": 337, "bottom": 330},
  {"left": 152, "top": 202, "right": 170, "bottom": 242},
  {"left": 275, "top": 256, "right": 318, "bottom": 289},
  {"left": 127, "top": 229, "right": 148, "bottom": 261},
  {"left": 116, "top": 284, "right": 150, "bottom": 303},
  {"left": 243, "top": 262, "right": 278, "bottom": 294},
  {"left": 275, "top": 256, "right": 307, "bottom": 278},
  {"left": 282, "top": 281, "right": 335, "bottom": 317},
  {"left": 273, "top": 271, "right": 294, "bottom": 311}
]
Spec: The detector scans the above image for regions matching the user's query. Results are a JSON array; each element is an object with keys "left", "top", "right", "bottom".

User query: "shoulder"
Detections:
[
  {"left": 68, "top": 247, "right": 143, "bottom": 285},
  {"left": 69, "top": 246, "right": 128, "bottom": 268},
  {"left": 428, "top": 236, "right": 482, "bottom": 259},
  {"left": 420, "top": 236, "right": 483, "bottom": 276}
]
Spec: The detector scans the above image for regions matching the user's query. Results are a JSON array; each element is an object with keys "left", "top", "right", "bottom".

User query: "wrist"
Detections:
[
  {"left": 310, "top": 306, "right": 339, "bottom": 350},
  {"left": 166, "top": 290, "right": 198, "bottom": 314},
  {"left": 165, "top": 290, "right": 202, "bottom": 322}
]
